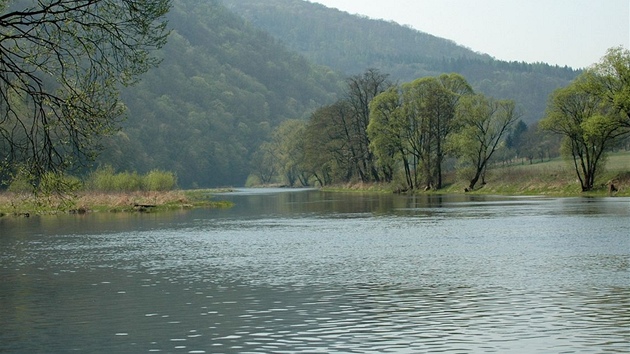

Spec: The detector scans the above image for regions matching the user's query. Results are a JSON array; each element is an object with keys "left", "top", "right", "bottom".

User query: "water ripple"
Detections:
[{"left": 1, "top": 195, "right": 628, "bottom": 353}]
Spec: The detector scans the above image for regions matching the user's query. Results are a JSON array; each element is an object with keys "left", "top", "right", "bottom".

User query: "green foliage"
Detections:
[
  {"left": 368, "top": 87, "right": 406, "bottom": 186},
  {"left": 85, "top": 166, "right": 177, "bottom": 192},
  {"left": 144, "top": 170, "right": 178, "bottom": 191},
  {"left": 448, "top": 95, "right": 519, "bottom": 190},
  {"left": 269, "top": 71, "right": 520, "bottom": 191},
  {"left": 112, "top": 172, "right": 144, "bottom": 193},
  {"left": 84, "top": 0, "right": 582, "bottom": 189},
  {"left": 5, "top": 166, "right": 81, "bottom": 195},
  {"left": 7, "top": 172, "right": 35, "bottom": 194},
  {"left": 39, "top": 172, "right": 82, "bottom": 196},
  {"left": 368, "top": 74, "right": 474, "bottom": 190},
  {"left": 585, "top": 46, "right": 630, "bottom": 127},
  {"left": 250, "top": 69, "right": 392, "bottom": 187},
  {"left": 85, "top": 165, "right": 117, "bottom": 192}
]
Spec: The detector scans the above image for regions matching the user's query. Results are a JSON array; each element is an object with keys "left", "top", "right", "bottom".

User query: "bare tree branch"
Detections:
[{"left": 1, "top": 0, "right": 171, "bottom": 184}]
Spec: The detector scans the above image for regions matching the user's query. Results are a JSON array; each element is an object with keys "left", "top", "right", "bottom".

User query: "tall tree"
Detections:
[
  {"left": 271, "top": 119, "right": 308, "bottom": 187},
  {"left": 368, "top": 86, "right": 409, "bottom": 187},
  {"left": 540, "top": 48, "right": 629, "bottom": 192},
  {"left": 540, "top": 77, "right": 628, "bottom": 191},
  {"left": 0, "top": 0, "right": 171, "bottom": 183},
  {"left": 344, "top": 68, "right": 392, "bottom": 182},
  {"left": 434, "top": 73, "right": 474, "bottom": 188},
  {"left": 368, "top": 74, "right": 473, "bottom": 191},
  {"left": 450, "top": 94, "right": 519, "bottom": 191},
  {"left": 401, "top": 74, "right": 472, "bottom": 189},
  {"left": 305, "top": 100, "right": 355, "bottom": 183},
  {"left": 399, "top": 78, "right": 438, "bottom": 189}
]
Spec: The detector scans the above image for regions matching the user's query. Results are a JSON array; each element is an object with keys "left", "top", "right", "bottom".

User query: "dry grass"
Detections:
[
  {"left": 0, "top": 190, "right": 232, "bottom": 217},
  {"left": 75, "top": 190, "right": 191, "bottom": 211}
]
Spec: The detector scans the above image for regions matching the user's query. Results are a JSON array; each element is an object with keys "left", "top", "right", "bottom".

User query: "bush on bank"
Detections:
[
  {"left": 84, "top": 166, "right": 177, "bottom": 192},
  {"left": 5, "top": 165, "right": 178, "bottom": 193}
]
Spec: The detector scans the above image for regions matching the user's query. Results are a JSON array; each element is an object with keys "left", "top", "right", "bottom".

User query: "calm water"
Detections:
[{"left": 1, "top": 189, "right": 628, "bottom": 353}]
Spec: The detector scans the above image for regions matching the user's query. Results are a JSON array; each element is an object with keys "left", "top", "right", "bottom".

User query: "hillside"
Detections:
[
  {"left": 222, "top": 0, "right": 580, "bottom": 125},
  {"left": 95, "top": 0, "right": 582, "bottom": 188},
  {"left": 97, "top": 0, "right": 343, "bottom": 187}
]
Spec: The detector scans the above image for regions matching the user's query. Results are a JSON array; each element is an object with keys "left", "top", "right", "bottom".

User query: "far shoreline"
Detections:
[{"left": 1, "top": 164, "right": 628, "bottom": 218}]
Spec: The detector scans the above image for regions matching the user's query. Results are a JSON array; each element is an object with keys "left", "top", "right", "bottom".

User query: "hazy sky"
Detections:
[{"left": 311, "top": 0, "right": 629, "bottom": 69}]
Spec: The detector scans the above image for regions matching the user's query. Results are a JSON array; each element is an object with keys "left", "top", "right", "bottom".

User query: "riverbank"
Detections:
[
  {"left": 324, "top": 153, "right": 630, "bottom": 197},
  {"left": 2, "top": 153, "right": 628, "bottom": 217},
  {"left": 0, "top": 189, "right": 233, "bottom": 217}
]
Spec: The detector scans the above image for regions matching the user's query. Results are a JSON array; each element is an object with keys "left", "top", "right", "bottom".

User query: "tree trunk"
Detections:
[{"left": 468, "top": 174, "right": 481, "bottom": 191}]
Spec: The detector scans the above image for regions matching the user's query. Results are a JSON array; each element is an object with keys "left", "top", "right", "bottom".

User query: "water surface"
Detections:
[{"left": 1, "top": 190, "right": 628, "bottom": 353}]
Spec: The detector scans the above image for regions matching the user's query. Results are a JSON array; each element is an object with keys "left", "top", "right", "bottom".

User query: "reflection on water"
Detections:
[{"left": 1, "top": 190, "right": 629, "bottom": 353}]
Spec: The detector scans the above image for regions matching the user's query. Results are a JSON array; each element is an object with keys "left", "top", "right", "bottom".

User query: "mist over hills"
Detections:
[{"left": 99, "top": 0, "right": 579, "bottom": 187}]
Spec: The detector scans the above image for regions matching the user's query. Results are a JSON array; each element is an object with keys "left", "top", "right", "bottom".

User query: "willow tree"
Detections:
[
  {"left": 450, "top": 94, "right": 519, "bottom": 191},
  {"left": 582, "top": 46, "right": 630, "bottom": 129},
  {"left": 368, "top": 74, "right": 473, "bottom": 191},
  {"left": 0, "top": 0, "right": 171, "bottom": 184},
  {"left": 540, "top": 48, "right": 629, "bottom": 192},
  {"left": 368, "top": 86, "right": 408, "bottom": 187}
]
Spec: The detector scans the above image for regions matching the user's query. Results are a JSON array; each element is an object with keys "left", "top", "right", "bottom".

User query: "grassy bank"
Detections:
[
  {"left": 453, "top": 152, "right": 630, "bottom": 197},
  {"left": 324, "top": 152, "right": 630, "bottom": 197},
  {"left": 0, "top": 189, "right": 233, "bottom": 217}
]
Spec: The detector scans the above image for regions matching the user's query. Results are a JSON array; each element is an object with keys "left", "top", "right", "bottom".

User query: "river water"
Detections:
[{"left": 0, "top": 189, "right": 628, "bottom": 353}]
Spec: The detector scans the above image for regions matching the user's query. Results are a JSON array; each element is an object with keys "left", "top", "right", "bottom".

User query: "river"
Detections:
[{"left": 1, "top": 189, "right": 628, "bottom": 353}]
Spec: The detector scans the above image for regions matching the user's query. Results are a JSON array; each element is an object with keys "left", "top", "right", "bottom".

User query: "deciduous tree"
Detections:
[
  {"left": 344, "top": 68, "right": 392, "bottom": 182},
  {"left": 540, "top": 48, "right": 629, "bottom": 192},
  {"left": 368, "top": 74, "right": 473, "bottom": 191},
  {"left": 541, "top": 78, "right": 627, "bottom": 191},
  {"left": 450, "top": 94, "right": 519, "bottom": 191},
  {"left": 368, "top": 86, "right": 408, "bottom": 187},
  {"left": 0, "top": 0, "right": 171, "bottom": 184}
]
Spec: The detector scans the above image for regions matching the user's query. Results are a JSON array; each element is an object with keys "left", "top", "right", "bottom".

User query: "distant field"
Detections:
[{"left": 508, "top": 151, "right": 629, "bottom": 173}]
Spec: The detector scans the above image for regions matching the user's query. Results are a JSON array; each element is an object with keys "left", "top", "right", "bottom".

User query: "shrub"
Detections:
[
  {"left": 7, "top": 175, "right": 35, "bottom": 194},
  {"left": 85, "top": 166, "right": 177, "bottom": 192},
  {"left": 143, "top": 170, "right": 177, "bottom": 191},
  {"left": 85, "top": 165, "right": 117, "bottom": 191},
  {"left": 112, "top": 171, "right": 143, "bottom": 192}
]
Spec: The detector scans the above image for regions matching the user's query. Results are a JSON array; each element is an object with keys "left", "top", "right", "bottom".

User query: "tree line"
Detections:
[
  {"left": 251, "top": 69, "right": 520, "bottom": 191},
  {"left": 251, "top": 47, "right": 630, "bottom": 192}
]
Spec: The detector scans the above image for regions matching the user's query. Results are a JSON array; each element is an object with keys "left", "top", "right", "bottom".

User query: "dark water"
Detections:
[{"left": 1, "top": 190, "right": 628, "bottom": 353}]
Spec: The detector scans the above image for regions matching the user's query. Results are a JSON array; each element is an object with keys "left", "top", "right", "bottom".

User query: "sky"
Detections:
[{"left": 311, "top": 0, "right": 629, "bottom": 69}]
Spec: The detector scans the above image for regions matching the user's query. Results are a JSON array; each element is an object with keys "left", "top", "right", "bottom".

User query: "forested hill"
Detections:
[
  {"left": 99, "top": 0, "right": 581, "bottom": 188},
  {"left": 222, "top": 0, "right": 580, "bottom": 124},
  {"left": 99, "top": 0, "right": 342, "bottom": 188}
]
